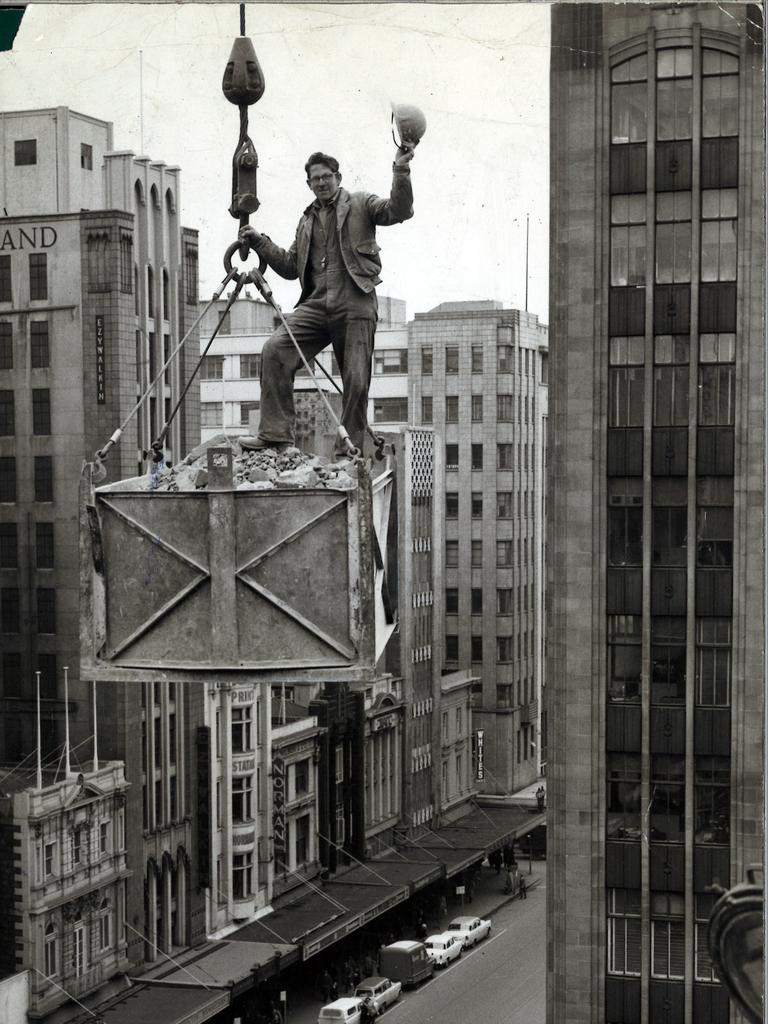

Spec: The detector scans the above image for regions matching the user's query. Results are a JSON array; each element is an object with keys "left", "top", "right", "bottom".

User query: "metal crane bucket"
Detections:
[{"left": 80, "top": 452, "right": 394, "bottom": 686}]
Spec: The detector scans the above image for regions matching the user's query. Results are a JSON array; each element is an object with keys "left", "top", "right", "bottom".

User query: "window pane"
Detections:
[
  {"left": 656, "top": 222, "right": 691, "bottom": 283},
  {"left": 657, "top": 79, "right": 693, "bottom": 141},
  {"left": 612, "top": 82, "right": 647, "bottom": 143},
  {"left": 656, "top": 191, "right": 692, "bottom": 222},
  {"left": 702, "top": 75, "right": 739, "bottom": 138},
  {"left": 702, "top": 188, "right": 738, "bottom": 220}
]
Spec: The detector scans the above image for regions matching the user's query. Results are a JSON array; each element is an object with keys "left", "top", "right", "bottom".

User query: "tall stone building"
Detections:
[
  {"left": 547, "top": 6, "right": 763, "bottom": 1024},
  {"left": 0, "top": 107, "right": 200, "bottom": 764},
  {"left": 408, "top": 301, "right": 549, "bottom": 794}
]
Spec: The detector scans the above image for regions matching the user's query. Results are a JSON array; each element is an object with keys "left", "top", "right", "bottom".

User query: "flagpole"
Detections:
[
  {"left": 35, "top": 671, "right": 42, "bottom": 791},
  {"left": 63, "top": 666, "right": 71, "bottom": 778}
]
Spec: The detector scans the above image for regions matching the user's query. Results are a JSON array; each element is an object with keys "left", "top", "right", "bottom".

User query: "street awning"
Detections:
[
  {"left": 73, "top": 982, "right": 229, "bottom": 1024},
  {"left": 230, "top": 803, "right": 543, "bottom": 959},
  {"left": 396, "top": 803, "right": 546, "bottom": 879}
]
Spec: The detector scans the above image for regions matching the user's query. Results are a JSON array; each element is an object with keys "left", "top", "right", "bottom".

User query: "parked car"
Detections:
[
  {"left": 445, "top": 915, "right": 492, "bottom": 949},
  {"left": 354, "top": 976, "right": 402, "bottom": 1013},
  {"left": 424, "top": 932, "right": 463, "bottom": 967},
  {"left": 317, "top": 997, "right": 365, "bottom": 1024},
  {"left": 378, "top": 940, "right": 434, "bottom": 988}
]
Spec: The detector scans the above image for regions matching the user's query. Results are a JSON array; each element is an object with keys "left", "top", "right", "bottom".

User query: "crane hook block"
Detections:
[
  {"left": 222, "top": 37, "right": 265, "bottom": 107},
  {"left": 230, "top": 138, "right": 260, "bottom": 218}
]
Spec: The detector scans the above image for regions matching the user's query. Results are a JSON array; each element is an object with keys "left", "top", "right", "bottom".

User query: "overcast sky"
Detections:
[{"left": 2, "top": 3, "right": 551, "bottom": 321}]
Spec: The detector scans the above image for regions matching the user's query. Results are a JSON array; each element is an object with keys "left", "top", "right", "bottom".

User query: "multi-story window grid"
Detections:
[
  {"left": 184, "top": 245, "right": 198, "bottom": 304},
  {"left": 471, "top": 443, "right": 483, "bottom": 470},
  {"left": 651, "top": 892, "right": 686, "bottom": 980},
  {"left": 445, "top": 395, "right": 459, "bottom": 422},
  {"left": 201, "top": 355, "right": 224, "bottom": 379},
  {"left": 445, "top": 443, "right": 458, "bottom": 471},
  {"left": 694, "top": 894, "right": 719, "bottom": 982},
  {"left": 240, "top": 353, "right": 261, "bottom": 379},
  {"left": 0, "top": 523, "right": 17, "bottom": 568},
  {"left": 0, "top": 257, "right": 11, "bottom": 304},
  {"left": 607, "top": 888, "right": 641, "bottom": 976},
  {"left": 694, "top": 756, "right": 730, "bottom": 844},
  {"left": 497, "top": 394, "right": 514, "bottom": 421},
  {"left": 231, "top": 776, "right": 252, "bottom": 821},
  {"left": 695, "top": 618, "right": 731, "bottom": 706},
  {"left": 1, "top": 587, "right": 20, "bottom": 633},
  {"left": 200, "top": 402, "right": 222, "bottom": 428},
  {"left": 29, "top": 253, "right": 48, "bottom": 301},
  {"left": 471, "top": 394, "right": 483, "bottom": 421},
  {"left": 471, "top": 345, "right": 483, "bottom": 373},
  {"left": 36, "top": 522, "right": 54, "bottom": 568},
  {"left": 0, "top": 455, "right": 16, "bottom": 502},
  {"left": 606, "top": 36, "right": 742, "bottom": 1003},
  {"left": 445, "top": 346, "right": 459, "bottom": 374},
  {"left": 0, "top": 390, "right": 14, "bottom": 435},
  {"left": 373, "top": 397, "right": 408, "bottom": 422},
  {"left": 32, "top": 388, "right": 51, "bottom": 434},
  {"left": 0, "top": 322, "right": 11, "bottom": 369},
  {"left": 446, "top": 493, "right": 458, "bottom": 518},
  {"left": 497, "top": 443, "right": 513, "bottom": 470},
  {"left": 421, "top": 395, "right": 433, "bottom": 424},
  {"left": 34, "top": 455, "right": 53, "bottom": 502},
  {"left": 374, "top": 349, "right": 408, "bottom": 374},
  {"left": 119, "top": 233, "right": 133, "bottom": 293},
  {"left": 30, "top": 321, "right": 50, "bottom": 369},
  {"left": 231, "top": 706, "right": 252, "bottom": 753},
  {"left": 232, "top": 852, "right": 253, "bottom": 899},
  {"left": 239, "top": 401, "right": 260, "bottom": 427}
]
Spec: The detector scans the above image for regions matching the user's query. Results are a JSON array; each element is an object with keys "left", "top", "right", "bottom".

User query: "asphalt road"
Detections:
[{"left": 376, "top": 882, "right": 546, "bottom": 1024}]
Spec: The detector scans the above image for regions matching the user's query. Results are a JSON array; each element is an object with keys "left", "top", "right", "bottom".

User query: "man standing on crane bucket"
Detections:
[{"left": 237, "top": 136, "right": 417, "bottom": 456}]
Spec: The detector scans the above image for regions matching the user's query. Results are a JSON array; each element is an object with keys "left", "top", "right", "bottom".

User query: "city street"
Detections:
[
  {"left": 283, "top": 865, "right": 546, "bottom": 1024},
  {"left": 382, "top": 889, "right": 546, "bottom": 1024}
]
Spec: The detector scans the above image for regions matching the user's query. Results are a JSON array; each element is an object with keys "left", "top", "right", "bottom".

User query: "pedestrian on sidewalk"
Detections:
[
  {"left": 519, "top": 875, "right": 528, "bottom": 900},
  {"left": 319, "top": 968, "right": 332, "bottom": 1003},
  {"left": 503, "top": 868, "right": 514, "bottom": 895}
]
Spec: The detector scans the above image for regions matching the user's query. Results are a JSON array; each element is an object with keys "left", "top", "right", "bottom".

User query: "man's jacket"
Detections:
[{"left": 253, "top": 166, "right": 413, "bottom": 301}]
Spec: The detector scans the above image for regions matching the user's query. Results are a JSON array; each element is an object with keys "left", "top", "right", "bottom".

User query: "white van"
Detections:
[{"left": 317, "top": 997, "right": 364, "bottom": 1024}]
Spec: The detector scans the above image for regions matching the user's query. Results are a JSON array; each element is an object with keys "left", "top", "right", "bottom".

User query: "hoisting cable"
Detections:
[
  {"left": 148, "top": 272, "right": 247, "bottom": 460},
  {"left": 92, "top": 265, "right": 238, "bottom": 477},
  {"left": 220, "top": 5, "right": 363, "bottom": 460}
]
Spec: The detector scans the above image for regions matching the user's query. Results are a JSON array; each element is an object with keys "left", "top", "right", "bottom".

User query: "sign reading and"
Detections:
[{"left": 95, "top": 316, "right": 106, "bottom": 404}]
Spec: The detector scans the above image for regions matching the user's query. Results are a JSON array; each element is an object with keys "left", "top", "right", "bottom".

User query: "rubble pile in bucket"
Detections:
[{"left": 143, "top": 437, "right": 358, "bottom": 492}]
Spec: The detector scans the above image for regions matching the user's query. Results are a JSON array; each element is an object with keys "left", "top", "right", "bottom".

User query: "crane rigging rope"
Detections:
[{"left": 93, "top": 2, "right": 386, "bottom": 479}]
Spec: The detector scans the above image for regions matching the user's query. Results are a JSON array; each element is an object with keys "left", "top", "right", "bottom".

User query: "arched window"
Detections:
[
  {"left": 134, "top": 180, "right": 145, "bottom": 208},
  {"left": 44, "top": 921, "right": 57, "bottom": 976},
  {"left": 162, "top": 270, "right": 169, "bottom": 322}
]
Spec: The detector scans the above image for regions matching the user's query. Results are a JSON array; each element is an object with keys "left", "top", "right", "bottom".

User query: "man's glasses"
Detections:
[{"left": 308, "top": 173, "right": 335, "bottom": 185}]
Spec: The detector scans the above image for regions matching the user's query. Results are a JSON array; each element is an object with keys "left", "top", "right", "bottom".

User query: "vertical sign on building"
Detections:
[
  {"left": 272, "top": 756, "right": 286, "bottom": 869},
  {"left": 196, "top": 726, "right": 211, "bottom": 888},
  {"left": 95, "top": 315, "right": 106, "bottom": 403},
  {"left": 475, "top": 729, "right": 485, "bottom": 781}
]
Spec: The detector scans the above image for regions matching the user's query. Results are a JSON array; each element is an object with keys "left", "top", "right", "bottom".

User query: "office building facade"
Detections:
[
  {"left": 547, "top": 6, "right": 764, "bottom": 1023},
  {"left": 408, "top": 302, "right": 549, "bottom": 795},
  {"left": 0, "top": 107, "right": 200, "bottom": 765}
]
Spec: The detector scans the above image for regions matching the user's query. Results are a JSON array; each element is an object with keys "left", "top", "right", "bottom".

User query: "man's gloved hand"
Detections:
[
  {"left": 238, "top": 224, "right": 263, "bottom": 249},
  {"left": 394, "top": 145, "right": 415, "bottom": 167}
]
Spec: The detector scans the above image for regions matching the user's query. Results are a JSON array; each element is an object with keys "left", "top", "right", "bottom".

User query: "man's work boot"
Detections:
[{"left": 239, "top": 436, "right": 293, "bottom": 452}]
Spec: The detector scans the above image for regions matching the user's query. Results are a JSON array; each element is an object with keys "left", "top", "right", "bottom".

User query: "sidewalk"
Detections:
[{"left": 280, "top": 858, "right": 547, "bottom": 1024}]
